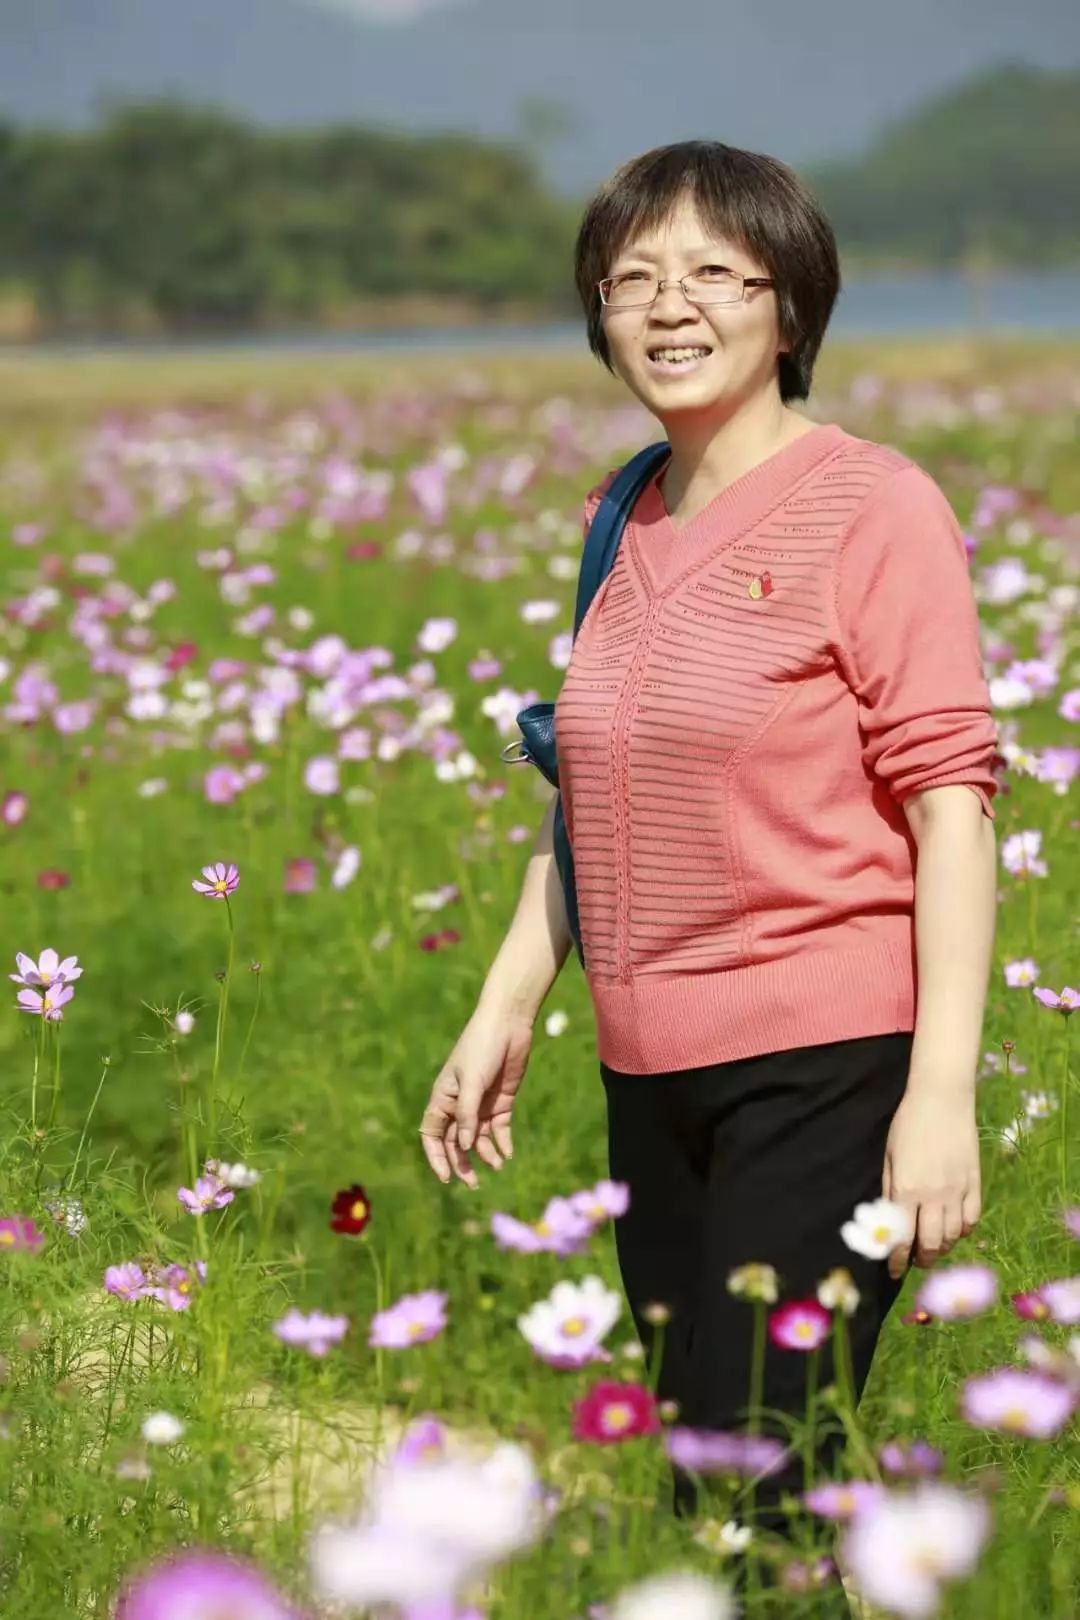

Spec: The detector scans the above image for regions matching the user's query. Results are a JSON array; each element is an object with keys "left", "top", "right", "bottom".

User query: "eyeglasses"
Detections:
[{"left": 597, "top": 267, "right": 776, "bottom": 309}]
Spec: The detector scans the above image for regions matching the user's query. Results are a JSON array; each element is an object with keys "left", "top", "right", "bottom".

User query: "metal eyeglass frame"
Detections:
[{"left": 596, "top": 269, "right": 776, "bottom": 307}]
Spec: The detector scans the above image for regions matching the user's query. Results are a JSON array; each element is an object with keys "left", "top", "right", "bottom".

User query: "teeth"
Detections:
[{"left": 651, "top": 348, "right": 710, "bottom": 362}]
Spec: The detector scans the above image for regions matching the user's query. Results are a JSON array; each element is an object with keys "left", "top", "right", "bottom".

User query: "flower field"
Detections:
[{"left": 0, "top": 341, "right": 1077, "bottom": 1619}]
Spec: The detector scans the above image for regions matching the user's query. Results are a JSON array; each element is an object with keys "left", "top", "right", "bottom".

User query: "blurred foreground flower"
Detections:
[
  {"left": 914, "top": 1264, "right": 998, "bottom": 1321},
  {"left": 961, "top": 1366, "right": 1078, "bottom": 1438},
  {"left": 116, "top": 1548, "right": 304, "bottom": 1619},
  {"left": 608, "top": 1569, "right": 735, "bottom": 1620},
  {"left": 841, "top": 1481, "right": 991, "bottom": 1617},
  {"left": 310, "top": 1426, "right": 544, "bottom": 1610},
  {"left": 0, "top": 1216, "right": 46, "bottom": 1253},
  {"left": 841, "top": 1197, "right": 914, "bottom": 1259},
  {"left": 191, "top": 862, "right": 240, "bottom": 899}
]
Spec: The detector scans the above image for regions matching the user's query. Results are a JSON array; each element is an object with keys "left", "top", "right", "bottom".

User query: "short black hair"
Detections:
[{"left": 573, "top": 140, "right": 841, "bottom": 403}]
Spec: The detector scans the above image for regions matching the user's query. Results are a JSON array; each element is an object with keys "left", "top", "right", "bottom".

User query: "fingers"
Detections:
[
  {"left": 960, "top": 1184, "right": 982, "bottom": 1236},
  {"left": 887, "top": 1234, "right": 912, "bottom": 1282}
]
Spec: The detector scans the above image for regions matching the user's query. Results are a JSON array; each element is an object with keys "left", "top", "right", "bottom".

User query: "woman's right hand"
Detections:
[{"left": 417, "top": 1001, "right": 535, "bottom": 1188}]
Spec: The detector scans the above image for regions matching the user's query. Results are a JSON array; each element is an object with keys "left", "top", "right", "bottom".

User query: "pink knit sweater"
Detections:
[{"left": 553, "top": 421, "right": 1000, "bottom": 1075}]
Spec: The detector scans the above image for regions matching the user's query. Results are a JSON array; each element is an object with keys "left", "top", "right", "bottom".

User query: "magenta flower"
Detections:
[
  {"left": 768, "top": 1298, "right": 831, "bottom": 1350},
  {"left": 369, "top": 1289, "right": 448, "bottom": 1349},
  {"left": 961, "top": 1367, "right": 1078, "bottom": 1438},
  {"left": 16, "top": 982, "right": 74, "bottom": 1021},
  {"left": 104, "top": 1263, "right": 148, "bottom": 1300},
  {"left": 116, "top": 1548, "right": 302, "bottom": 1620},
  {"left": 391, "top": 1415, "right": 449, "bottom": 1468},
  {"left": 192, "top": 861, "right": 240, "bottom": 900},
  {"left": 803, "top": 1480, "right": 887, "bottom": 1520},
  {"left": 10, "top": 949, "right": 83, "bottom": 988},
  {"left": 283, "top": 857, "right": 318, "bottom": 894},
  {"left": 1011, "top": 1288, "right": 1054, "bottom": 1321},
  {"left": 177, "top": 1175, "right": 235, "bottom": 1216},
  {"left": 273, "top": 1308, "right": 349, "bottom": 1357},
  {"left": 0, "top": 1216, "right": 46, "bottom": 1253}
]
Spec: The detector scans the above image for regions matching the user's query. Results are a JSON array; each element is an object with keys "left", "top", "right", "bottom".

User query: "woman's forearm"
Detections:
[{"left": 477, "top": 792, "right": 573, "bottom": 1019}]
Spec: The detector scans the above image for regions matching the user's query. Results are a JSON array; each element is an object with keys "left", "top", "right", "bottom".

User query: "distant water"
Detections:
[{"left": 6, "top": 268, "right": 1079, "bottom": 357}]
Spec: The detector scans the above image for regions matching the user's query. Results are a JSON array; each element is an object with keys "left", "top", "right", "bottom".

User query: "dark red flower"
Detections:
[
  {"left": 330, "top": 1183, "right": 372, "bottom": 1237},
  {"left": 165, "top": 640, "right": 199, "bottom": 673}
]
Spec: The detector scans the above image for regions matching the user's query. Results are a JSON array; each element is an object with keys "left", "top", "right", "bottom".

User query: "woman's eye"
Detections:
[{"left": 698, "top": 265, "right": 734, "bottom": 278}]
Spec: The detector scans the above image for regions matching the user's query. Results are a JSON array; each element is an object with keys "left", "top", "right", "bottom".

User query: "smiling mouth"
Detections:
[{"left": 646, "top": 344, "right": 713, "bottom": 360}]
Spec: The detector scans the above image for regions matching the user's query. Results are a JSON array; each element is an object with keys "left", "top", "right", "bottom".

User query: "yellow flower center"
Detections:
[
  {"left": 1001, "top": 1406, "right": 1028, "bottom": 1431},
  {"left": 408, "top": 1319, "right": 427, "bottom": 1338},
  {"left": 872, "top": 1225, "right": 890, "bottom": 1242},
  {"left": 795, "top": 1321, "right": 816, "bottom": 1341},
  {"left": 0, "top": 1231, "right": 15, "bottom": 1245},
  {"left": 604, "top": 1402, "right": 634, "bottom": 1432},
  {"left": 213, "top": 879, "right": 229, "bottom": 893},
  {"left": 350, "top": 1200, "right": 367, "bottom": 1221},
  {"left": 562, "top": 1316, "right": 587, "bottom": 1337}
]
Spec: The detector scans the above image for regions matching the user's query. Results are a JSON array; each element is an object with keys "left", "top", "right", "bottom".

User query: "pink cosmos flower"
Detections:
[
  {"left": 768, "top": 1298, "right": 832, "bottom": 1350},
  {"left": 1064, "top": 1207, "right": 1080, "bottom": 1241},
  {"left": 303, "top": 756, "right": 340, "bottom": 796},
  {"left": 568, "top": 1179, "right": 631, "bottom": 1225},
  {"left": 284, "top": 858, "right": 317, "bottom": 894},
  {"left": 2, "top": 790, "right": 28, "bottom": 827},
  {"left": 391, "top": 1415, "right": 449, "bottom": 1468},
  {"left": 177, "top": 1175, "right": 235, "bottom": 1216},
  {"left": 115, "top": 1548, "right": 302, "bottom": 1619},
  {"left": 0, "top": 1216, "right": 46, "bottom": 1253},
  {"left": 1032, "top": 984, "right": 1078, "bottom": 1014},
  {"left": 803, "top": 1480, "right": 887, "bottom": 1520},
  {"left": 191, "top": 862, "right": 240, "bottom": 899},
  {"left": 663, "top": 1425, "right": 789, "bottom": 1478},
  {"left": 914, "top": 1263, "right": 998, "bottom": 1321},
  {"left": 144, "top": 1261, "right": 207, "bottom": 1312},
  {"left": 273, "top": 1308, "right": 349, "bottom": 1357},
  {"left": 1038, "top": 1276, "right": 1080, "bottom": 1325},
  {"left": 878, "top": 1438, "right": 945, "bottom": 1479},
  {"left": 490, "top": 1195, "right": 594, "bottom": 1257},
  {"left": 104, "top": 1263, "right": 148, "bottom": 1300},
  {"left": 369, "top": 1289, "right": 448, "bottom": 1349},
  {"left": 10, "top": 949, "right": 83, "bottom": 989},
  {"left": 204, "top": 764, "right": 246, "bottom": 804},
  {"left": 841, "top": 1482, "right": 990, "bottom": 1619},
  {"left": 1011, "top": 1288, "right": 1054, "bottom": 1321},
  {"left": 961, "top": 1366, "right": 1078, "bottom": 1438},
  {"left": 16, "top": 982, "right": 74, "bottom": 1021}
]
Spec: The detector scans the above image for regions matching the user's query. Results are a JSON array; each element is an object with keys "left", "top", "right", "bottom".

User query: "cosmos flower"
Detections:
[
  {"left": 330, "top": 1183, "right": 372, "bottom": 1236},
  {"left": 104, "top": 1263, "right": 148, "bottom": 1300},
  {"left": 177, "top": 1174, "right": 235, "bottom": 1216},
  {"left": 10, "top": 949, "right": 83, "bottom": 988},
  {"left": 141, "top": 1411, "right": 185, "bottom": 1445},
  {"left": 273, "top": 1309, "right": 349, "bottom": 1357},
  {"left": 191, "top": 861, "right": 240, "bottom": 899},
  {"left": 517, "top": 1275, "right": 621, "bottom": 1369},
  {"left": 802, "top": 1480, "right": 887, "bottom": 1520},
  {"left": 663, "top": 1426, "right": 789, "bottom": 1479},
  {"left": 768, "top": 1298, "right": 831, "bottom": 1351},
  {"left": 960, "top": 1367, "right": 1077, "bottom": 1439},
  {"left": 572, "top": 1379, "right": 661, "bottom": 1444},
  {"left": 608, "top": 1570, "right": 735, "bottom": 1620},
  {"left": 0, "top": 1216, "right": 46, "bottom": 1253},
  {"left": 841, "top": 1197, "right": 914, "bottom": 1259},
  {"left": 914, "top": 1264, "right": 998, "bottom": 1321},
  {"left": 369, "top": 1290, "right": 447, "bottom": 1349},
  {"left": 15, "top": 982, "right": 74, "bottom": 1021},
  {"left": 116, "top": 1549, "right": 302, "bottom": 1620},
  {"left": 840, "top": 1482, "right": 991, "bottom": 1619}
]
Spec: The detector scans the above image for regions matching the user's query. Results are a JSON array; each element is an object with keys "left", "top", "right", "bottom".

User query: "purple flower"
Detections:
[
  {"left": 115, "top": 1548, "right": 302, "bottom": 1619},
  {"left": 914, "top": 1263, "right": 998, "bottom": 1321},
  {"left": 663, "top": 1425, "right": 789, "bottom": 1479},
  {"left": 145, "top": 1261, "right": 206, "bottom": 1312},
  {"left": 802, "top": 1480, "right": 887, "bottom": 1519},
  {"left": 105, "top": 1263, "right": 149, "bottom": 1300},
  {"left": 878, "top": 1437, "right": 945, "bottom": 1479},
  {"left": 191, "top": 862, "right": 240, "bottom": 899},
  {"left": 0, "top": 1216, "right": 46, "bottom": 1254},
  {"left": 1, "top": 791, "right": 28, "bottom": 827},
  {"left": 177, "top": 1175, "right": 234, "bottom": 1216},
  {"left": 491, "top": 1195, "right": 594, "bottom": 1257},
  {"left": 272, "top": 1309, "right": 349, "bottom": 1357},
  {"left": 369, "top": 1289, "right": 448, "bottom": 1349},
  {"left": 10, "top": 949, "right": 82, "bottom": 989},
  {"left": 1032, "top": 984, "right": 1078, "bottom": 1014},
  {"left": 16, "top": 982, "right": 74, "bottom": 1020},
  {"left": 961, "top": 1367, "right": 1079, "bottom": 1438}
]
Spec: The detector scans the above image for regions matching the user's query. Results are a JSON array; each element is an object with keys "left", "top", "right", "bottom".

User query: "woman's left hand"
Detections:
[{"left": 881, "top": 1085, "right": 982, "bottom": 1280}]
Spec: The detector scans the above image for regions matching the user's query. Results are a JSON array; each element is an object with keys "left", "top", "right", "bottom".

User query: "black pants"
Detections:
[{"left": 601, "top": 1031, "right": 913, "bottom": 1593}]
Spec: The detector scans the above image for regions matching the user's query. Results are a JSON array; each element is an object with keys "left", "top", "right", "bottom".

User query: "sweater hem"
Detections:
[{"left": 592, "top": 935, "right": 917, "bottom": 1074}]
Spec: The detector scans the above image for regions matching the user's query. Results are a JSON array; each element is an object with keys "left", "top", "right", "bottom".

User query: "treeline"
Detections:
[{"left": 1, "top": 64, "right": 1077, "bottom": 337}]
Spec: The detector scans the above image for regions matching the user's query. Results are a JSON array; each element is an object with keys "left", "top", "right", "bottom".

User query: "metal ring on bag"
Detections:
[{"left": 500, "top": 740, "right": 530, "bottom": 764}]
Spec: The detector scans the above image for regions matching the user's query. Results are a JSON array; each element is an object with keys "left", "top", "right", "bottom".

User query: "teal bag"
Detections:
[{"left": 501, "top": 441, "right": 671, "bottom": 968}]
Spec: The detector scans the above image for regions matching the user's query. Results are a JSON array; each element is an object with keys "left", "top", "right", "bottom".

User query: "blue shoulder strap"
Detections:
[{"left": 573, "top": 441, "right": 672, "bottom": 638}]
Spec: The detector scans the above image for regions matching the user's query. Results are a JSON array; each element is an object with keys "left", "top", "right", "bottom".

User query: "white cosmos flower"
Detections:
[
  {"left": 841, "top": 1483, "right": 991, "bottom": 1618},
  {"left": 610, "top": 1570, "right": 736, "bottom": 1620},
  {"left": 331, "top": 845, "right": 361, "bottom": 890},
  {"left": 141, "top": 1411, "right": 185, "bottom": 1445},
  {"left": 517, "top": 1275, "right": 621, "bottom": 1365},
  {"left": 841, "top": 1198, "right": 914, "bottom": 1260}
]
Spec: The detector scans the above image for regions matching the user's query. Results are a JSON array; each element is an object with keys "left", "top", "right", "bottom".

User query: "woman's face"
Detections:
[{"left": 599, "top": 194, "right": 788, "bottom": 422}]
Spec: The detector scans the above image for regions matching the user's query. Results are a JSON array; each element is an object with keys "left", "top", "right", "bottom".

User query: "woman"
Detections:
[{"left": 418, "top": 141, "right": 999, "bottom": 1602}]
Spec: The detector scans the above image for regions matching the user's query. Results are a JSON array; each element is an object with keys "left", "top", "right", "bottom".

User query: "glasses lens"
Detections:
[
  {"left": 683, "top": 270, "right": 742, "bottom": 304},
  {"left": 603, "top": 270, "right": 745, "bottom": 306},
  {"left": 603, "top": 274, "right": 658, "bottom": 307}
]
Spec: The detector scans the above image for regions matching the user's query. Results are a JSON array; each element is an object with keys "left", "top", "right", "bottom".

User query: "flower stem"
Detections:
[
  {"left": 1060, "top": 1012, "right": 1073, "bottom": 1204},
  {"left": 803, "top": 1344, "right": 820, "bottom": 1492},
  {"left": 208, "top": 898, "right": 236, "bottom": 1155}
]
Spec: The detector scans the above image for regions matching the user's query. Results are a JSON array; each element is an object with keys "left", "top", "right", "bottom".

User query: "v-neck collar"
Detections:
[{"left": 628, "top": 421, "right": 849, "bottom": 599}]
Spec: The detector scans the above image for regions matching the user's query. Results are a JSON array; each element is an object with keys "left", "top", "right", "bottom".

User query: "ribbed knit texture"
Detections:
[{"left": 553, "top": 421, "right": 1000, "bottom": 1075}]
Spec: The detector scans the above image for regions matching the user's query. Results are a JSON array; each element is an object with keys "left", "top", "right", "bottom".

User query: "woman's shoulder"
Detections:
[{"left": 582, "top": 466, "right": 622, "bottom": 528}]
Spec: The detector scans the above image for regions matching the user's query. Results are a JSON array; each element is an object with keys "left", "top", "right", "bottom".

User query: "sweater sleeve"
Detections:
[{"left": 833, "top": 463, "right": 1000, "bottom": 822}]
